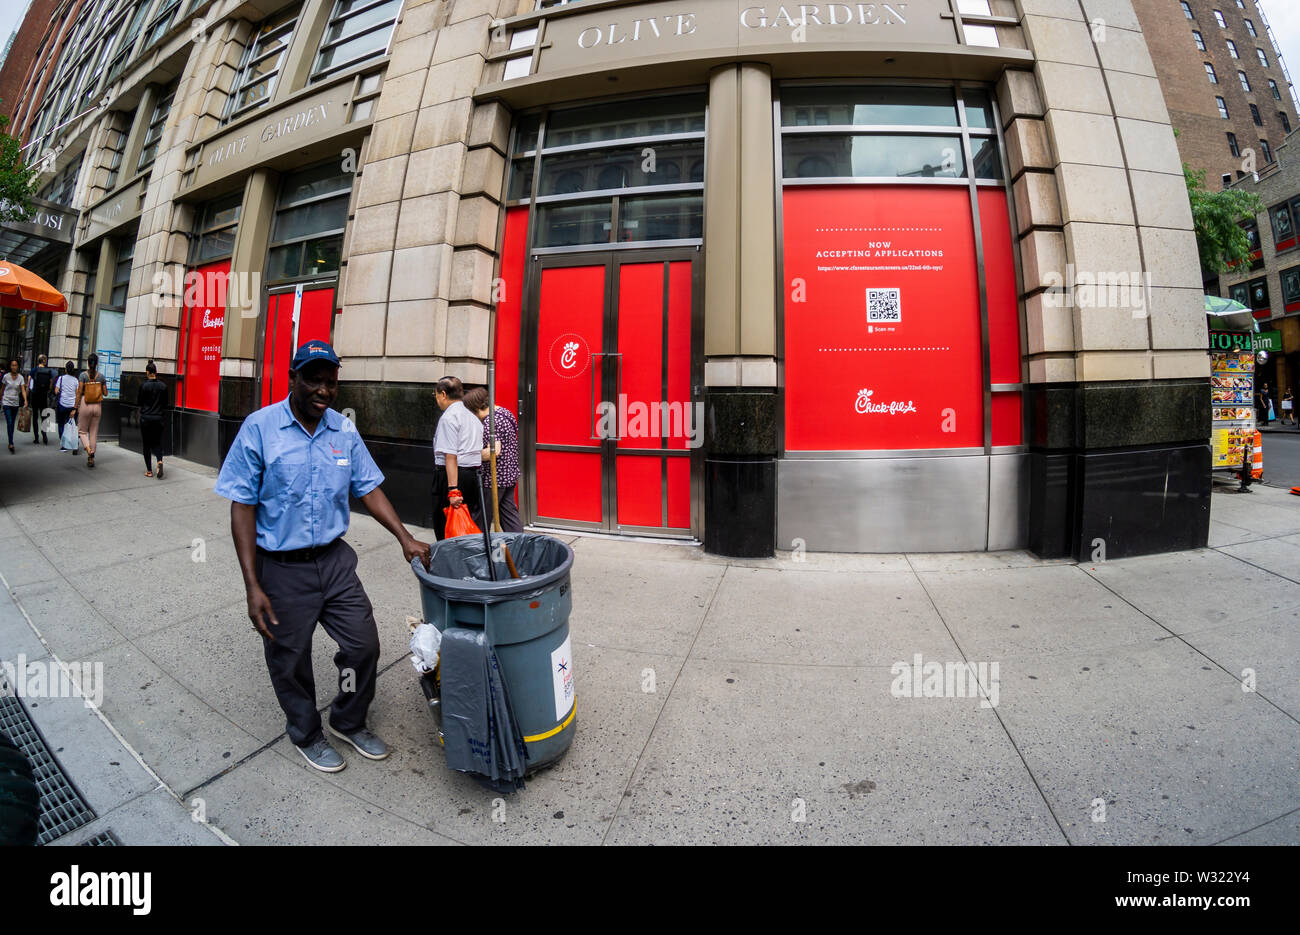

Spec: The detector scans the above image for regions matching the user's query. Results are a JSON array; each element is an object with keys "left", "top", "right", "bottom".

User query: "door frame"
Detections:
[
  {"left": 255, "top": 278, "right": 337, "bottom": 408},
  {"left": 520, "top": 247, "right": 704, "bottom": 540}
]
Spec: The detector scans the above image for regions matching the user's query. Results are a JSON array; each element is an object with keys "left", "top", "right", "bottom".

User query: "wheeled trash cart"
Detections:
[{"left": 410, "top": 533, "right": 576, "bottom": 784}]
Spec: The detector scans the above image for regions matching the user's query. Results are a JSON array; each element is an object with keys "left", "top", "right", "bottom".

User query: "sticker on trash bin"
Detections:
[{"left": 552, "top": 636, "right": 575, "bottom": 721}]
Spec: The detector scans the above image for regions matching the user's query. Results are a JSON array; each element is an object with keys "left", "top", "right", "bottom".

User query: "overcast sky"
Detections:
[{"left": 2, "top": 1, "right": 1300, "bottom": 118}]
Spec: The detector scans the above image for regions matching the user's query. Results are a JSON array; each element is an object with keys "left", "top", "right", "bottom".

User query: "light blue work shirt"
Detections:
[{"left": 214, "top": 397, "right": 384, "bottom": 551}]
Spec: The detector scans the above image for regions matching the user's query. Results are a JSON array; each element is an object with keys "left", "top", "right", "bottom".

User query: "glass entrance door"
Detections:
[{"left": 527, "top": 250, "right": 699, "bottom": 536}]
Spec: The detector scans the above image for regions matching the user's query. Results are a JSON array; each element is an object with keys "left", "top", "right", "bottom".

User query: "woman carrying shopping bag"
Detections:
[
  {"left": 75, "top": 354, "right": 108, "bottom": 468},
  {"left": 54, "top": 361, "right": 78, "bottom": 450}
]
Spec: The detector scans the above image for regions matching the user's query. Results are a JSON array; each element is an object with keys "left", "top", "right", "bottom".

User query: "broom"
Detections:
[{"left": 484, "top": 361, "right": 520, "bottom": 579}]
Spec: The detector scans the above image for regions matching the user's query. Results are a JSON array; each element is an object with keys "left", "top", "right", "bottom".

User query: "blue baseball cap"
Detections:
[{"left": 290, "top": 340, "right": 341, "bottom": 371}]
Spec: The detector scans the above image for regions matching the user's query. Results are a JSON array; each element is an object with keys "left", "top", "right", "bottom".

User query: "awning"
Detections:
[
  {"left": 0, "top": 261, "right": 68, "bottom": 313},
  {"left": 1204, "top": 294, "right": 1256, "bottom": 333}
]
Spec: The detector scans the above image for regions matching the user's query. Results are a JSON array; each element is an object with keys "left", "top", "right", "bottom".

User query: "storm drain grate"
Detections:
[
  {"left": 82, "top": 830, "right": 122, "bottom": 846},
  {"left": 0, "top": 694, "right": 96, "bottom": 844}
]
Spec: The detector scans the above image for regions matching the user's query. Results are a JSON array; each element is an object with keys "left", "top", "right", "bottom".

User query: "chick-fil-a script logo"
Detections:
[
  {"left": 855, "top": 388, "right": 917, "bottom": 415},
  {"left": 549, "top": 333, "right": 590, "bottom": 378}
]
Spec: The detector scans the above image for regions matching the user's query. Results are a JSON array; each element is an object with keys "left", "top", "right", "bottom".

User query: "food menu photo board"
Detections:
[{"left": 1210, "top": 347, "right": 1255, "bottom": 470}]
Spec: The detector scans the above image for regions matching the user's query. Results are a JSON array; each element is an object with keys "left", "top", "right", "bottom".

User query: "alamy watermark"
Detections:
[
  {"left": 1, "top": 654, "right": 104, "bottom": 708},
  {"left": 890, "top": 653, "right": 999, "bottom": 708},
  {"left": 1043, "top": 264, "right": 1152, "bottom": 317},
  {"left": 594, "top": 394, "right": 704, "bottom": 448}
]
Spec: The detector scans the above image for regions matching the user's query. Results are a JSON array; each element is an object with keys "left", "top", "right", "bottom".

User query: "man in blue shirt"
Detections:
[{"left": 216, "top": 341, "right": 430, "bottom": 772}]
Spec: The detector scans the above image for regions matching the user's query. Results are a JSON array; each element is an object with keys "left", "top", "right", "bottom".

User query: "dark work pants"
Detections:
[
  {"left": 432, "top": 464, "right": 482, "bottom": 540},
  {"left": 485, "top": 483, "right": 524, "bottom": 533},
  {"left": 56, "top": 405, "right": 73, "bottom": 441},
  {"left": 255, "top": 540, "right": 379, "bottom": 747},
  {"left": 141, "top": 420, "right": 163, "bottom": 471}
]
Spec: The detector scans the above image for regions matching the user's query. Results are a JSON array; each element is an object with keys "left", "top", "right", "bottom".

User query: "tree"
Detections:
[
  {"left": 0, "top": 104, "right": 39, "bottom": 225},
  {"left": 1186, "top": 165, "right": 1265, "bottom": 275}
]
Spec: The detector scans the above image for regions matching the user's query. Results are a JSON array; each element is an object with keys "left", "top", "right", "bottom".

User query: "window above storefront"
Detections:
[
  {"left": 190, "top": 192, "right": 243, "bottom": 265},
  {"left": 106, "top": 0, "right": 152, "bottom": 82},
  {"left": 310, "top": 0, "right": 403, "bottom": 83},
  {"left": 141, "top": 0, "right": 188, "bottom": 53},
  {"left": 38, "top": 157, "right": 83, "bottom": 208},
  {"left": 1281, "top": 265, "right": 1300, "bottom": 308},
  {"left": 266, "top": 162, "right": 352, "bottom": 282},
  {"left": 225, "top": 5, "right": 301, "bottom": 121},
  {"left": 1269, "top": 197, "right": 1299, "bottom": 252},
  {"left": 103, "top": 127, "right": 128, "bottom": 191},
  {"left": 779, "top": 84, "right": 1003, "bottom": 184},
  {"left": 507, "top": 93, "right": 706, "bottom": 250},
  {"left": 109, "top": 232, "right": 137, "bottom": 308},
  {"left": 137, "top": 81, "right": 179, "bottom": 174}
]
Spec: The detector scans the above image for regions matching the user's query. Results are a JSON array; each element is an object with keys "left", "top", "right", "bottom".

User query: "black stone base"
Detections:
[
  {"left": 703, "top": 387, "right": 777, "bottom": 556},
  {"left": 363, "top": 437, "right": 435, "bottom": 529},
  {"left": 117, "top": 406, "right": 221, "bottom": 468},
  {"left": 1025, "top": 378, "right": 1212, "bottom": 561},
  {"left": 97, "top": 398, "right": 122, "bottom": 439},
  {"left": 705, "top": 457, "right": 775, "bottom": 557},
  {"left": 1029, "top": 443, "right": 1211, "bottom": 561}
]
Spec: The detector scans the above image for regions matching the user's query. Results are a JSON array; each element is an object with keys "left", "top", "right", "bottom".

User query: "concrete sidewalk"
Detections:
[{"left": 2, "top": 439, "right": 1298, "bottom": 845}]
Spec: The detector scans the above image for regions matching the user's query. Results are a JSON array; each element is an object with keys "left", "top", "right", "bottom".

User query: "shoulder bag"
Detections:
[{"left": 83, "top": 374, "right": 105, "bottom": 405}]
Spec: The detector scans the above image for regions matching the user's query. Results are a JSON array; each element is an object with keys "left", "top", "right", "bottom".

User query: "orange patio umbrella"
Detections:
[{"left": 0, "top": 261, "right": 68, "bottom": 313}]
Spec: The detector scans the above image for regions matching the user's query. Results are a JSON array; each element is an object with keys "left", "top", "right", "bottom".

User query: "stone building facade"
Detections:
[{"left": 0, "top": 0, "right": 1213, "bottom": 559}]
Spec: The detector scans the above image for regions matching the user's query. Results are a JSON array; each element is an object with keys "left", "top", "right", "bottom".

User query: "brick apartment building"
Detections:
[
  {"left": 1217, "top": 134, "right": 1300, "bottom": 407},
  {"left": 1134, "top": 0, "right": 1300, "bottom": 190},
  {"left": 0, "top": 0, "right": 61, "bottom": 122}
]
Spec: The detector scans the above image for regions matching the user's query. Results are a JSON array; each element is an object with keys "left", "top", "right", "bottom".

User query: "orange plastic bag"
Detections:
[{"left": 443, "top": 502, "right": 482, "bottom": 538}]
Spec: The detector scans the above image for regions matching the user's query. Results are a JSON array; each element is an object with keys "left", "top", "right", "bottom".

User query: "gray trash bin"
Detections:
[{"left": 410, "top": 532, "right": 576, "bottom": 774}]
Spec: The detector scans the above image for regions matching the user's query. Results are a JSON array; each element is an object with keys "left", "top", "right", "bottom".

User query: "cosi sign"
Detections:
[
  {"left": 0, "top": 197, "right": 74, "bottom": 245},
  {"left": 537, "top": 0, "right": 952, "bottom": 70}
]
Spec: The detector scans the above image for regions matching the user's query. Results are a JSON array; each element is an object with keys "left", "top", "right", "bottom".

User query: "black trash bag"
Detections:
[
  {"left": 0, "top": 729, "right": 40, "bottom": 846},
  {"left": 410, "top": 532, "right": 573, "bottom": 604},
  {"left": 440, "top": 628, "right": 528, "bottom": 793}
]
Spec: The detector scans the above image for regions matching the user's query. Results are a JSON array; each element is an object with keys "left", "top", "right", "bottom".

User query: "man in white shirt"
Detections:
[{"left": 432, "top": 376, "right": 485, "bottom": 539}]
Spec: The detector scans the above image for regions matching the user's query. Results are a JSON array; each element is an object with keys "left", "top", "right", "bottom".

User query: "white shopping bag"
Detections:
[{"left": 61, "top": 418, "right": 79, "bottom": 453}]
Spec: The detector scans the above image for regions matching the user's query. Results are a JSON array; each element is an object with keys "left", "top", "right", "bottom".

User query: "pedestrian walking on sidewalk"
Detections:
[
  {"left": 75, "top": 354, "right": 108, "bottom": 468},
  {"left": 431, "top": 376, "right": 484, "bottom": 540},
  {"left": 53, "top": 362, "right": 77, "bottom": 450},
  {"left": 27, "top": 355, "right": 54, "bottom": 445},
  {"left": 215, "top": 340, "right": 431, "bottom": 774},
  {"left": 1283, "top": 388, "right": 1295, "bottom": 426},
  {"left": 463, "top": 386, "right": 524, "bottom": 533},
  {"left": 137, "top": 361, "right": 168, "bottom": 478},
  {"left": 3, "top": 359, "right": 27, "bottom": 453}
]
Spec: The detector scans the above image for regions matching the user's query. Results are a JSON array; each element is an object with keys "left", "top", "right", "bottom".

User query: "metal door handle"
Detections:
[{"left": 589, "top": 352, "right": 622, "bottom": 440}]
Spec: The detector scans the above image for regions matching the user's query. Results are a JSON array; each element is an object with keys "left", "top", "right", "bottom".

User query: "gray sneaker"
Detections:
[
  {"left": 297, "top": 738, "right": 346, "bottom": 772},
  {"left": 327, "top": 724, "right": 390, "bottom": 760}
]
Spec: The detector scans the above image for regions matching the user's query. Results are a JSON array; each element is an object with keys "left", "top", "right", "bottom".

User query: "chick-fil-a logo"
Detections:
[
  {"left": 548, "top": 333, "right": 590, "bottom": 378},
  {"left": 855, "top": 388, "right": 916, "bottom": 415}
]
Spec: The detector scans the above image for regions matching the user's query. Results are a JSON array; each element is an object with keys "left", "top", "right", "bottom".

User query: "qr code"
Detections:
[{"left": 866, "top": 288, "right": 901, "bottom": 322}]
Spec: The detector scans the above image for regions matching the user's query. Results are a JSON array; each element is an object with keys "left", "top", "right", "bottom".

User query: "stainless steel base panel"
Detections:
[{"left": 777, "top": 454, "right": 1028, "bottom": 553}]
